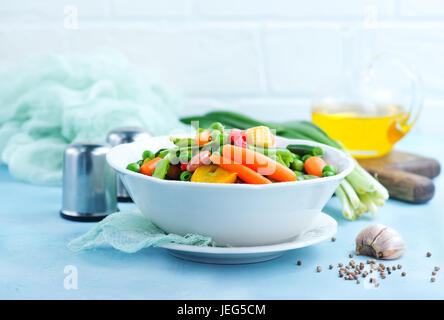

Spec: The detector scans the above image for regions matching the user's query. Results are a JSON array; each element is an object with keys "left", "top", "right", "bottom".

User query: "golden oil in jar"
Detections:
[{"left": 312, "top": 104, "right": 412, "bottom": 158}]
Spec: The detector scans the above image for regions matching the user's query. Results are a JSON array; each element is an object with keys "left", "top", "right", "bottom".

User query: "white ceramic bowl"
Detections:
[{"left": 107, "top": 136, "right": 354, "bottom": 246}]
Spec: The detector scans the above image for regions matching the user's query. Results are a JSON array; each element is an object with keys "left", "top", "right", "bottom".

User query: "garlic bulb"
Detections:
[{"left": 356, "top": 224, "right": 406, "bottom": 260}]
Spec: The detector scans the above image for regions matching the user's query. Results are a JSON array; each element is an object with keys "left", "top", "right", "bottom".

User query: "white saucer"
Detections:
[{"left": 158, "top": 212, "right": 337, "bottom": 264}]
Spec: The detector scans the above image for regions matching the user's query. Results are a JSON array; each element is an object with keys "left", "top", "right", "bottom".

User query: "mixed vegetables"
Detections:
[
  {"left": 126, "top": 123, "right": 338, "bottom": 186},
  {"left": 180, "top": 111, "right": 390, "bottom": 220}
]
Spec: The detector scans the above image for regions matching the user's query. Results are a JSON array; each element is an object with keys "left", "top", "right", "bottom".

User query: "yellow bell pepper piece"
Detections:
[
  {"left": 190, "top": 165, "right": 237, "bottom": 183},
  {"left": 245, "top": 126, "right": 275, "bottom": 148}
]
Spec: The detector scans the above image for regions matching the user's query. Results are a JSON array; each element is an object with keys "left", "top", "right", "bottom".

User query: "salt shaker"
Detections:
[
  {"left": 106, "top": 127, "right": 152, "bottom": 202},
  {"left": 60, "top": 142, "right": 118, "bottom": 222}
]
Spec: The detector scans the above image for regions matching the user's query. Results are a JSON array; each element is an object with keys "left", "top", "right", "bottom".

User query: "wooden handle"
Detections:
[
  {"left": 365, "top": 167, "right": 435, "bottom": 204},
  {"left": 359, "top": 150, "right": 441, "bottom": 178}
]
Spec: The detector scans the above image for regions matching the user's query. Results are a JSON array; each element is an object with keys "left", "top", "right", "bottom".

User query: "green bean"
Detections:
[
  {"left": 201, "top": 140, "right": 221, "bottom": 153},
  {"left": 209, "top": 129, "right": 222, "bottom": 145},
  {"left": 170, "top": 147, "right": 193, "bottom": 164},
  {"left": 178, "top": 150, "right": 190, "bottom": 164},
  {"left": 268, "top": 154, "right": 286, "bottom": 167},
  {"left": 248, "top": 145, "right": 294, "bottom": 167},
  {"left": 155, "top": 148, "right": 168, "bottom": 157},
  {"left": 166, "top": 148, "right": 180, "bottom": 165},
  {"left": 248, "top": 145, "right": 288, "bottom": 156},
  {"left": 157, "top": 149, "right": 170, "bottom": 159},
  {"left": 152, "top": 158, "right": 170, "bottom": 179},
  {"left": 126, "top": 162, "right": 140, "bottom": 173},
  {"left": 142, "top": 150, "right": 155, "bottom": 160},
  {"left": 294, "top": 170, "right": 303, "bottom": 178},
  {"left": 180, "top": 171, "right": 192, "bottom": 181},
  {"left": 303, "top": 174, "right": 319, "bottom": 180},
  {"left": 172, "top": 138, "right": 196, "bottom": 148},
  {"left": 287, "top": 144, "right": 324, "bottom": 157},
  {"left": 291, "top": 153, "right": 301, "bottom": 161},
  {"left": 209, "top": 122, "right": 225, "bottom": 133},
  {"left": 220, "top": 131, "right": 230, "bottom": 145},
  {"left": 205, "top": 129, "right": 227, "bottom": 148}
]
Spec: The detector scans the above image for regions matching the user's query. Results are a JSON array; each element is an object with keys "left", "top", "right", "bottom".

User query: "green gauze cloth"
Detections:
[
  {"left": 68, "top": 210, "right": 215, "bottom": 253},
  {"left": 0, "top": 50, "right": 184, "bottom": 185}
]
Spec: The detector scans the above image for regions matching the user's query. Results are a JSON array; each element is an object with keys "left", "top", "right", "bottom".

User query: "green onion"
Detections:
[
  {"left": 359, "top": 193, "right": 378, "bottom": 216},
  {"left": 340, "top": 180, "right": 360, "bottom": 209},
  {"left": 180, "top": 171, "right": 192, "bottom": 181},
  {"left": 335, "top": 185, "right": 356, "bottom": 221}
]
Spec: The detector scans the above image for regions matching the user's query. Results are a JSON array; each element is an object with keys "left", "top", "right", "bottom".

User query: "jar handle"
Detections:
[{"left": 367, "top": 52, "right": 424, "bottom": 128}]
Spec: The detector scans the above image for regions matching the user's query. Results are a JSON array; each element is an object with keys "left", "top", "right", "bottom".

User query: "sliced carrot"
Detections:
[
  {"left": 221, "top": 145, "right": 297, "bottom": 182},
  {"left": 195, "top": 130, "right": 211, "bottom": 146},
  {"left": 304, "top": 156, "right": 327, "bottom": 177},
  {"left": 210, "top": 154, "right": 272, "bottom": 185},
  {"left": 140, "top": 157, "right": 162, "bottom": 176}
]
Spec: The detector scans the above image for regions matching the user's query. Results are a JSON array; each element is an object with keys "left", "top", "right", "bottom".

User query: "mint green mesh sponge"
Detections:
[{"left": 0, "top": 51, "right": 183, "bottom": 185}]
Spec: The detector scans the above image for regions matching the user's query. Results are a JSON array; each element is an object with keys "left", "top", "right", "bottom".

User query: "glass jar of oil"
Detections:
[{"left": 312, "top": 53, "right": 423, "bottom": 158}]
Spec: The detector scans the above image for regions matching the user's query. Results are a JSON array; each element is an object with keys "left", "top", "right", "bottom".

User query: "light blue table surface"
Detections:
[{"left": 1, "top": 131, "right": 443, "bottom": 300}]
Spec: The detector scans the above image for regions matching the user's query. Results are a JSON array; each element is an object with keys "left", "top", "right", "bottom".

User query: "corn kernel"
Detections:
[{"left": 245, "top": 126, "right": 275, "bottom": 147}]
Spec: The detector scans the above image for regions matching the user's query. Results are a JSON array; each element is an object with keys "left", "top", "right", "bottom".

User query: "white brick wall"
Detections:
[{"left": 1, "top": 0, "right": 444, "bottom": 120}]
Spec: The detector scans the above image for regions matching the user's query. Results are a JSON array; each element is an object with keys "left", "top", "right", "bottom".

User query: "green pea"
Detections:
[
  {"left": 322, "top": 165, "right": 337, "bottom": 175},
  {"left": 126, "top": 162, "right": 140, "bottom": 173},
  {"left": 291, "top": 159, "right": 304, "bottom": 171},
  {"left": 180, "top": 171, "right": 192, "bottom": 181},
  {"left": 142, "top": 150, "right": 155, "bottom": 160},
  {"left": 312, "top": 146, "right": 324, "bottom": 156},
  {"left": 302, "top": 154, "right": 313, "bottom": 162},
  {"left": 322, "top": 171, "right": 336, "bottom": 177},
  {"left": 152, "top": 158, "right": 170, "bottom": 179}
]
